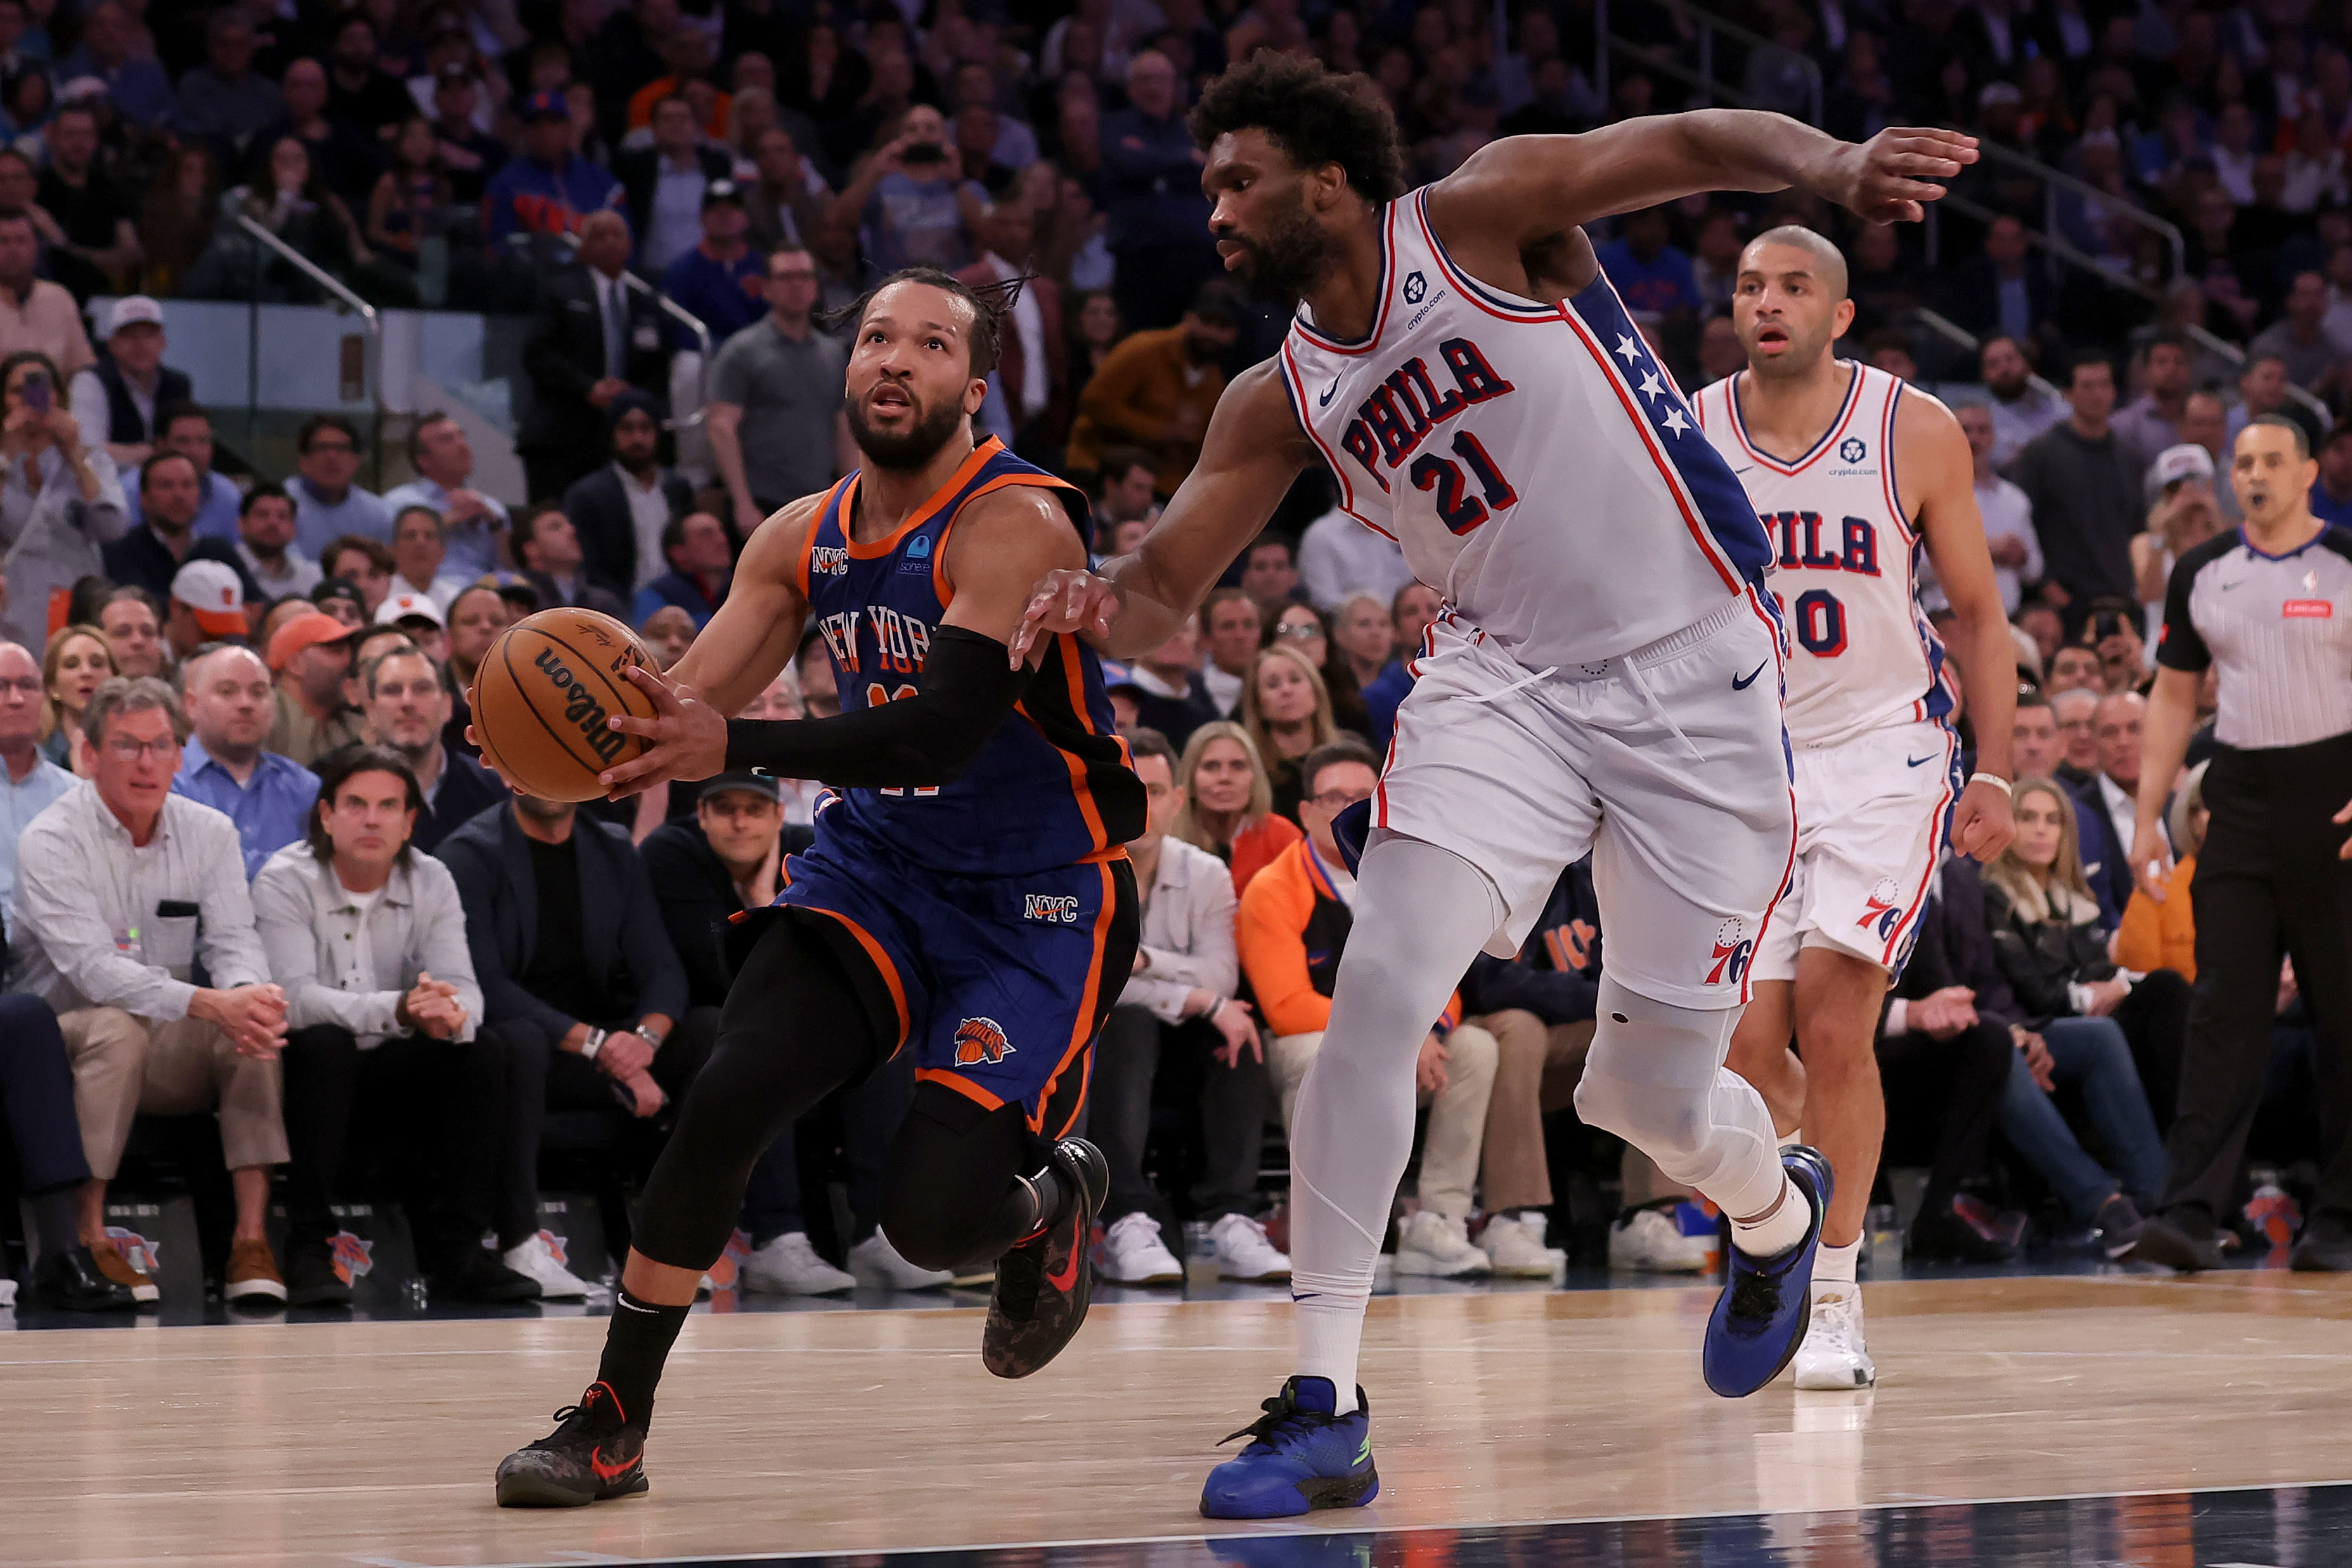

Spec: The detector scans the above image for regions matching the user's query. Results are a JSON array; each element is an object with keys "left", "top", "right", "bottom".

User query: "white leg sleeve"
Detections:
[{"left": 1570, "top": 975, "right": 1785, "bottom": 1221}]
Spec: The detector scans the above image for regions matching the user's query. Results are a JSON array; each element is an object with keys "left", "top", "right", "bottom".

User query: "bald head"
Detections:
[{"left": 1743, "top": 224, "right": 1849, "bottom": 302}]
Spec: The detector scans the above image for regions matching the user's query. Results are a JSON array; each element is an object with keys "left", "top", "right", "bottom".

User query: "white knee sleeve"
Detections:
[{"left": 1571, "top": 976, "right": 1781, "bottom": 1210}]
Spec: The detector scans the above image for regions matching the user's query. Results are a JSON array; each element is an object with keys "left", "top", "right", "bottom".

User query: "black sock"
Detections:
[
  {"left": 989, "top": 1165, "right": 1066, "bottom": 1249},
  {"left": 596, "top": 1288, "right": 690, "bottom": 1425},
  {"left": 29, "top": 1186, "right": 78, "bottom": 1267}
]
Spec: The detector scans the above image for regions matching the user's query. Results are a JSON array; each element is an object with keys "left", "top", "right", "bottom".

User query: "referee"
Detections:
[{"left": 2130, "top": 414, "right": 2352, "bottom": 1272}]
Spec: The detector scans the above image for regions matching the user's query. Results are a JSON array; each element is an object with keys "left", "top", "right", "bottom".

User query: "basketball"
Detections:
[{"left": 471, "top": 607, "right": 658, "bottom": 802}]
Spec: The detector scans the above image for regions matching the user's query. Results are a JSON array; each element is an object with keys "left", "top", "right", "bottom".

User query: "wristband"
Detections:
[
  {"left": 1968, "top": 772, "right": 2011, "bottom": 793},
  {"left": 632, "top": 1025, "right": 663, "bottom": 1050},
  {"left": 581, "top": 1027, "right": 607, "bottom": 1062}
]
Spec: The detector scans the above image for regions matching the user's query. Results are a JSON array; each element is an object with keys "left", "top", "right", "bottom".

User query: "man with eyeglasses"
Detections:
[
  {"left": 11, "top": 676, "right": 292, "bottom": 1306},
  {"left": 288, "top": 415, "right": 393, "bottom": 558}
]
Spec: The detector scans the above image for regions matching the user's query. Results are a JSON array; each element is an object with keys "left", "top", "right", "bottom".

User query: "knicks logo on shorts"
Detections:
[
  {"left": 1023, "top": 893, "right": 1080, "bottom": 925},
  {"left": 1705, "top": 918, "right": 1752, "bottom": 986},
  {"left": 954, "top": 1017, "right": 1015, "bottom": 1066},
  {"left": 1856, "top": 877, "right": 1904, "bottom": 941}
]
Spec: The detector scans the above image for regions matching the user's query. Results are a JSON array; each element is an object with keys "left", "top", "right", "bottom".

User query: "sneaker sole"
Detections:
[
  {"left": 1393, "top": 1252, "right": 1489, "bottom": 1277},
  {"left": 1793, "top": 1361, "right": 1877, "bottom": 1391},
  {"left": 1200, "top": 1465, "right": 1381, "bottom": 1519},
  {"left": 494, "top": 1468, "right": 649, "bottom": 1508},
  {"left": 224, "top": 1279, "right": 288, "bottom": 1302}
]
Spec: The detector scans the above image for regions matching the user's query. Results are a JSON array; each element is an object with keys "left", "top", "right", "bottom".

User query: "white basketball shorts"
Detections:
[
  {"left": 1374, "top": 588, "right": 1797, "bottom": 1010},
  {"left": 1750, "top": 718, "right": 1961, "bottom": 984}
]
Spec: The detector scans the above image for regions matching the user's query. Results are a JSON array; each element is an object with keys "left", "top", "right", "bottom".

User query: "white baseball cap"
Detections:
[
  {"left": 375, "top": 590, "right": 446, "bottom": 629},
  {"left": 2147, "top": 441, "right": 2216, "bottom": 503},
  {"left": 169, "top": 559, "right": 248, "bottom": 636},
  {"left": 107, "top": 295, "right": 164, "bottom": 337}
]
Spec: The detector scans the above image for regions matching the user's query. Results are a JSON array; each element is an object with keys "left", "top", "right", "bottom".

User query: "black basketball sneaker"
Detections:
[
  {"left": 982, "top": 1136, "right": 1108, "bottom": 1378},
  {"left": 493, "top": 1381, "right": 650, "bottom": 1507}
]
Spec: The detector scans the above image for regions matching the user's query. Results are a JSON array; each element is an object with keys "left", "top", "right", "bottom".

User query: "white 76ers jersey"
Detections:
[
  {"left": 1691, "top": 363, "right": 1955, "bottom": 749},
  {"left": 1279, "top": 188, "right": 1774, "bottom": 667}
]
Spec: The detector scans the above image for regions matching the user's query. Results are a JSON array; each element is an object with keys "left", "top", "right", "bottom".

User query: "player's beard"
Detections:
[
  {"left": 1744, "top": 319, "right": 1833, "bottom": 381},
  {"left": 846, "top": 385, "right": 969, "bottom": 472},
  {"left": 1225, "top": 195, "right": 1333, "bottom": 304}
]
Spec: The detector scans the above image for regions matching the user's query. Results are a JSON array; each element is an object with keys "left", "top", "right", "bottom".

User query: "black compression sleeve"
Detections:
[{"left": 723, "top": 624, "right": 1033, "bottom": 788}]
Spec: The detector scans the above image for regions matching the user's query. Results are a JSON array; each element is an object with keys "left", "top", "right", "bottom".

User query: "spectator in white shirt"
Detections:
[
  {"left": 11, "top": 678, "right": 290, "bottom": 1305},
  {"left": 2088, "top": 690, "right": 2156, "bottom": 864},
  {"left": 234, "top": 483, "right": 322, "bottom": 598},
  {"left": 386, "top": 504, "right": 474, "bottom": 611},
  {"left": 253, "top": 745, "right": 562, "bottom": 1307},
  {"left": 1953, "top": 402, "right": 2041, "bottom": 614},
  {"left": 1086, "top": 728, "right": 1286, "bottom": 1286},
  {"left": 287, "top": 415, "right": 394, "bottom": 557},
  {"left": 1297, "top": 501, "right": 1413, "bottom": 614},
  {"left": 380, "top": 413, "right": 509, "bottom": 579}
]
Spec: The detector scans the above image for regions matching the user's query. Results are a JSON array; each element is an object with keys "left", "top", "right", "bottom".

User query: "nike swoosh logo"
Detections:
[
  {"left": 2220, "top": 579, "right": 2244, "bottom": 591},
  {"left": 1906, "top": 754, "right": 1934, "bottom": 767},
  {"left": 589, "top": 1444, "right": 636, "bottom": 1483},
  {"left": 1319, "top": 376, "right": 1340, "bottom": 407},
  {"left": 1045, "top": 1242, "right": 1083, "bottom": 1294},
  {"left": 1731, "top": 661, "right": 1767, "bottom": 690}
]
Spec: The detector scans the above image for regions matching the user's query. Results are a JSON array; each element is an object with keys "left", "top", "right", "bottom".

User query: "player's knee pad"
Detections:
[{"left": 1570, "top": 976, "right": 1740, "bottom": 1164}]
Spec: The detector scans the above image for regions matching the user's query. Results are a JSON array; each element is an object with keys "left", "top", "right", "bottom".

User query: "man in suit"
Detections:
[
  {"left": 560, "top": 392, "right": 695, "bottom": 600},
  {"left": 616, "top": 94, "right": 735, "bottom": 274},
  {"left": 517, "top": 210, "right": 671, "bottom": 503},
  {"left": 438, "top": 791, "right": 720, "bottom": 1136},
  {"left": 514, "top": 506, "right": 631, "bottom": 622},
  {"left": 957, "top": 198, "right": 1064, "bottom": 456}
]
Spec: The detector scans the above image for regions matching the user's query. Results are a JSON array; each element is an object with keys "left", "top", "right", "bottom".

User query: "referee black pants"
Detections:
[{"left": 2160, "top": 733, "right": 2352, "bottom": 1223}]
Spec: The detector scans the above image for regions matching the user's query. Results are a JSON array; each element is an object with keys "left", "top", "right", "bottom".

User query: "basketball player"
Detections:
[
  {"left": 1012, "top": 55, "right": 1991, "bottom": 1517},
  {"left": 1693, "top": 229, "right": 2017, "bottom": 1391},
  {"left": 488, "top": 269, "right": 1143, "bottom": 1507}
]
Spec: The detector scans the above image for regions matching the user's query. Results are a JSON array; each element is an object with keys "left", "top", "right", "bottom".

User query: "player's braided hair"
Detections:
[
  {"left": 1188, "top": 53, "right": 1409, "bottom": 206},
  {"left": 821, "top": 266, "right": 1022, "bottom": 381}
]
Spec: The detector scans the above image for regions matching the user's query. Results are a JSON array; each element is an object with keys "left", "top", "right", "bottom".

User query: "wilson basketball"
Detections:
[{"left": 472, "top": 607, "right": 658, "bottom": 802}]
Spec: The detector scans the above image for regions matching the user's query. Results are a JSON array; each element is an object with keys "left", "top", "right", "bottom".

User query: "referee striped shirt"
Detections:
[{"left": 2157, "top": 527, "right": 2352, "bottom": 749}]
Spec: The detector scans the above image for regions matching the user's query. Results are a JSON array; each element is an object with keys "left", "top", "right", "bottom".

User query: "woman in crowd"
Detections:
[
  {"left": 1240, "top": 643, "right": 1338, "bottom": 823},
  {"left": 1173, "top": 719, "right": 1301, "bottom": 895},
  {"left": 1332, "top": 593, "right": 1398, "bottom": 691},
  {"left": 442, "top": 584, "right": 507, "bottom": 696},
  {"left": 205, "top": 136, "right": 378, "bottom": 304},
  {"left": 0, "top": 350, "right": 125, "bottom": 651},
  {"left": 365, "top": 117, "right": 453, "bottom": 272},
  {"left": 1985, "top": 780, "right": 2176, "bottom": 1254},
  {"left": 37, "top": 623, "right": 113, "bottom": 774},
  {"left": 2117, "top": 761, "right": 2206, "bottom": 983},
  {"left": 1268, "top": 600, "right": 1372, "bottom": 742},
  {"left": 1065, "top": 288, "right": 1121, "bottom": 406}
]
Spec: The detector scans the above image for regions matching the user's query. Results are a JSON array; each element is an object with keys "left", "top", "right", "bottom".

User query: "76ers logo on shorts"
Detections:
[
  {"left": 1857, "top": 877, "right": 1904, "bottom": 941},
  {"left": 1705, "top": 919, "right": 1752, "bottom": 986},
  {"left": 954, "top": 1017, "right": 1015, "bottom": 1066}
]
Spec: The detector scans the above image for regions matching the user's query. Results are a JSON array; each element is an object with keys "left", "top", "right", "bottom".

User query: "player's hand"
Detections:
[
  {"left": 600, "top": 663, "right": 728, "bottom": 798},
  {"left": 1949, "top": 778, "right": 2015, "bottom": 863},
  {"left": 1011, "top": 568, "right": 1121, "bottom": 666},
  {"left": 1831, "top": 127, "right": 1977, "bottom": 224},
  {"left": 2131, "top": 818, "right": 2174, "bottom": 903}
]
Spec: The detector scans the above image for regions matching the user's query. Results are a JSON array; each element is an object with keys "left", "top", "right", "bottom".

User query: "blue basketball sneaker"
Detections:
[
  {"left": 1703, "top": 1145, "right": 1833, "bottom": 1398},
  {"left": 1199, "top": 1376, "right": 1378, "bottom": 1519}
]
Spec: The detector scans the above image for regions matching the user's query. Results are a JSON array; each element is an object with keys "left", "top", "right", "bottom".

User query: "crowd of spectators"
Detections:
[{"left": 3, "top": 0, "right": 2351, "bottom": 1314}]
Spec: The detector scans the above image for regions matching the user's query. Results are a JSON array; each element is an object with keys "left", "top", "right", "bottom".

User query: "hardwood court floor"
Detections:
[{"left": 4, "top": 1271, "right": 2351, "bottom": 1568}]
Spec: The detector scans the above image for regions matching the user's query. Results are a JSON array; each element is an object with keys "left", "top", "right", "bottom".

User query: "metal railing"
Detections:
[
  {"left": 236, "top": 212, "right": 382, "bottom": 483},
  {"left": 2183, "top": 323, "right": 2336, "bottom": 424},
  {"left": 555, "top": 231, "right": 713, "bottom": 429},
  {"left": 1969, "top": 141, "right": 2187, "bottom": 286},
  {"left": 1595, "top": 0, "right": 1822, "bottom": 125}
]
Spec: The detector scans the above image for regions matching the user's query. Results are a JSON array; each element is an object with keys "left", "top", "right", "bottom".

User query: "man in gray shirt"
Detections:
[
  {"left": 2006, "top": 351, "right": 2144, "bottom": 616},
  {"left": 11, "top": 677, "right": 290, "bottom": 1305},
  {"left": 707, "top": 243, "right": 855, "bottom": 535}
]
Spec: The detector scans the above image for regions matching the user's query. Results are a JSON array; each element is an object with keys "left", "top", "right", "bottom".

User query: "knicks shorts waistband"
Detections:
[{"left": 1558, "top": 592, "right": 1762, "bottom": 682}]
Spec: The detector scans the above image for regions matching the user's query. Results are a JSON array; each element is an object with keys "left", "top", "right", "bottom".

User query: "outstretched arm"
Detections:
[
  {"left": 1907, "top": 390, "right": 2017, "bottom": 863},
  {"left": 600, "top": 485, "right": 1088, "bottom": 795},
  {"left": 1011, "top": 361, "right": 1312, "bottom": 663},
  {"left": 1431, "top": 113, "right": 1977, "bottom": 240}
]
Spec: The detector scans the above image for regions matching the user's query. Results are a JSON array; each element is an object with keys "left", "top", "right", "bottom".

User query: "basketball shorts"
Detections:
[
  {"left": 768, "top": 833, "right": 1140, "bottom": 1137},
  {"left": 1376, "top": 588, "right": 1796, "bottom": 1010},
  {"left": 1751, "top": 718, "right": 1961, "bottom": 985}
]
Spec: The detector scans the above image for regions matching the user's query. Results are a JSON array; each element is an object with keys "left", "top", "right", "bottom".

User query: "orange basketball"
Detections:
[{"left": 472, "top": 607, "right": 659, "bottom": 802}]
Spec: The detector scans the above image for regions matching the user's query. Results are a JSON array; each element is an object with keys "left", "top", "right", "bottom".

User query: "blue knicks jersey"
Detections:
[{"left": 794, "top": 437, "right": 1144, "bottom": 878}]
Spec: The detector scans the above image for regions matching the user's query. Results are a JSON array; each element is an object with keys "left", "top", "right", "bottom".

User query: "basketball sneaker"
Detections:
[
  {"left": 1608, "top": 1203, "right": 1712, "bottom": 1272},
  {"left": 1393, "top": 1209, "right": 1490, "bottom": 1276},
  {"left": 1199, "top": 1375, "right": 1378, "bottom": 1519},
  {"left": 981, "top": 1136, "right": 1106, "bottom": 1378},
  {"left": 493, "top": 1380, "right": 649, "bottom": 1508},
  {"left": 1703, "top": 1145, "right": 1831, "bottom": 1399},
  {"left": 1480, "top": 1211, "right": 1555, "bottom": 1278},
  {"left": 1208, "top": 1212, "right": 1290, "bottom": 1282},
  {"left": 850, "top": 1229, "right": 954, "bottom": 1290},
  {"left": 1097, "top": 1212, "right": 1184, "bottom": 1284},
  {"left": 1790, "top": 1282, "right": 1874, "bottom": 1390}
]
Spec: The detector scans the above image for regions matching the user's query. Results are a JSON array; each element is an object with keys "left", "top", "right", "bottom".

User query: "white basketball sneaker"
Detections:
[
  {"left": 848, "top": 1229, "right": 953, "bottom": 1290},
  {"left": 502, "top": 1233, "right": 593, "bottom": 1300},
  {"left": 740, "top": 1232, "right": 856, "bottom": 1295},
  {"left": 1607, "top": 1204, "right": 1712, "bottom": 1272},
  {"left": 1480, "top": 1212, "right": 1554, "bottom": 1277},
  {"left": 1792, "top": 1283, "right": 1876, "bottom": 1390},
  {"left": 1209, "top": 1212, "right": 1291, "bottom": 1282},
  {"left": 1097, "top": 1212, "right": 1185, "bottom": 1283},
  {"left": 1393, "top": 1209, "right": 1492, "bottom": 1276}
]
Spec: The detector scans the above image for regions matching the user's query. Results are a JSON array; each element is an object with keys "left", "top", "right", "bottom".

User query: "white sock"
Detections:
[
  {"left": 1731, "top": 1173, "right": 1811, "bottom": 1257},
  {"left": 1812, "top": 1238, "right": 1860, "bottom": 1296},
  {"left": 1293, "top": 1278, "right": 1366, "bottom": 1415}
]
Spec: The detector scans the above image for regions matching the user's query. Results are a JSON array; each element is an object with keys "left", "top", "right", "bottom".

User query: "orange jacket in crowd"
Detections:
[
  {"left": 2116, "top": 856, "right": 2197, "bottom": 984},
  {"left": 1239, "top": 836, "right": 1459, "bottom": 1039}
]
